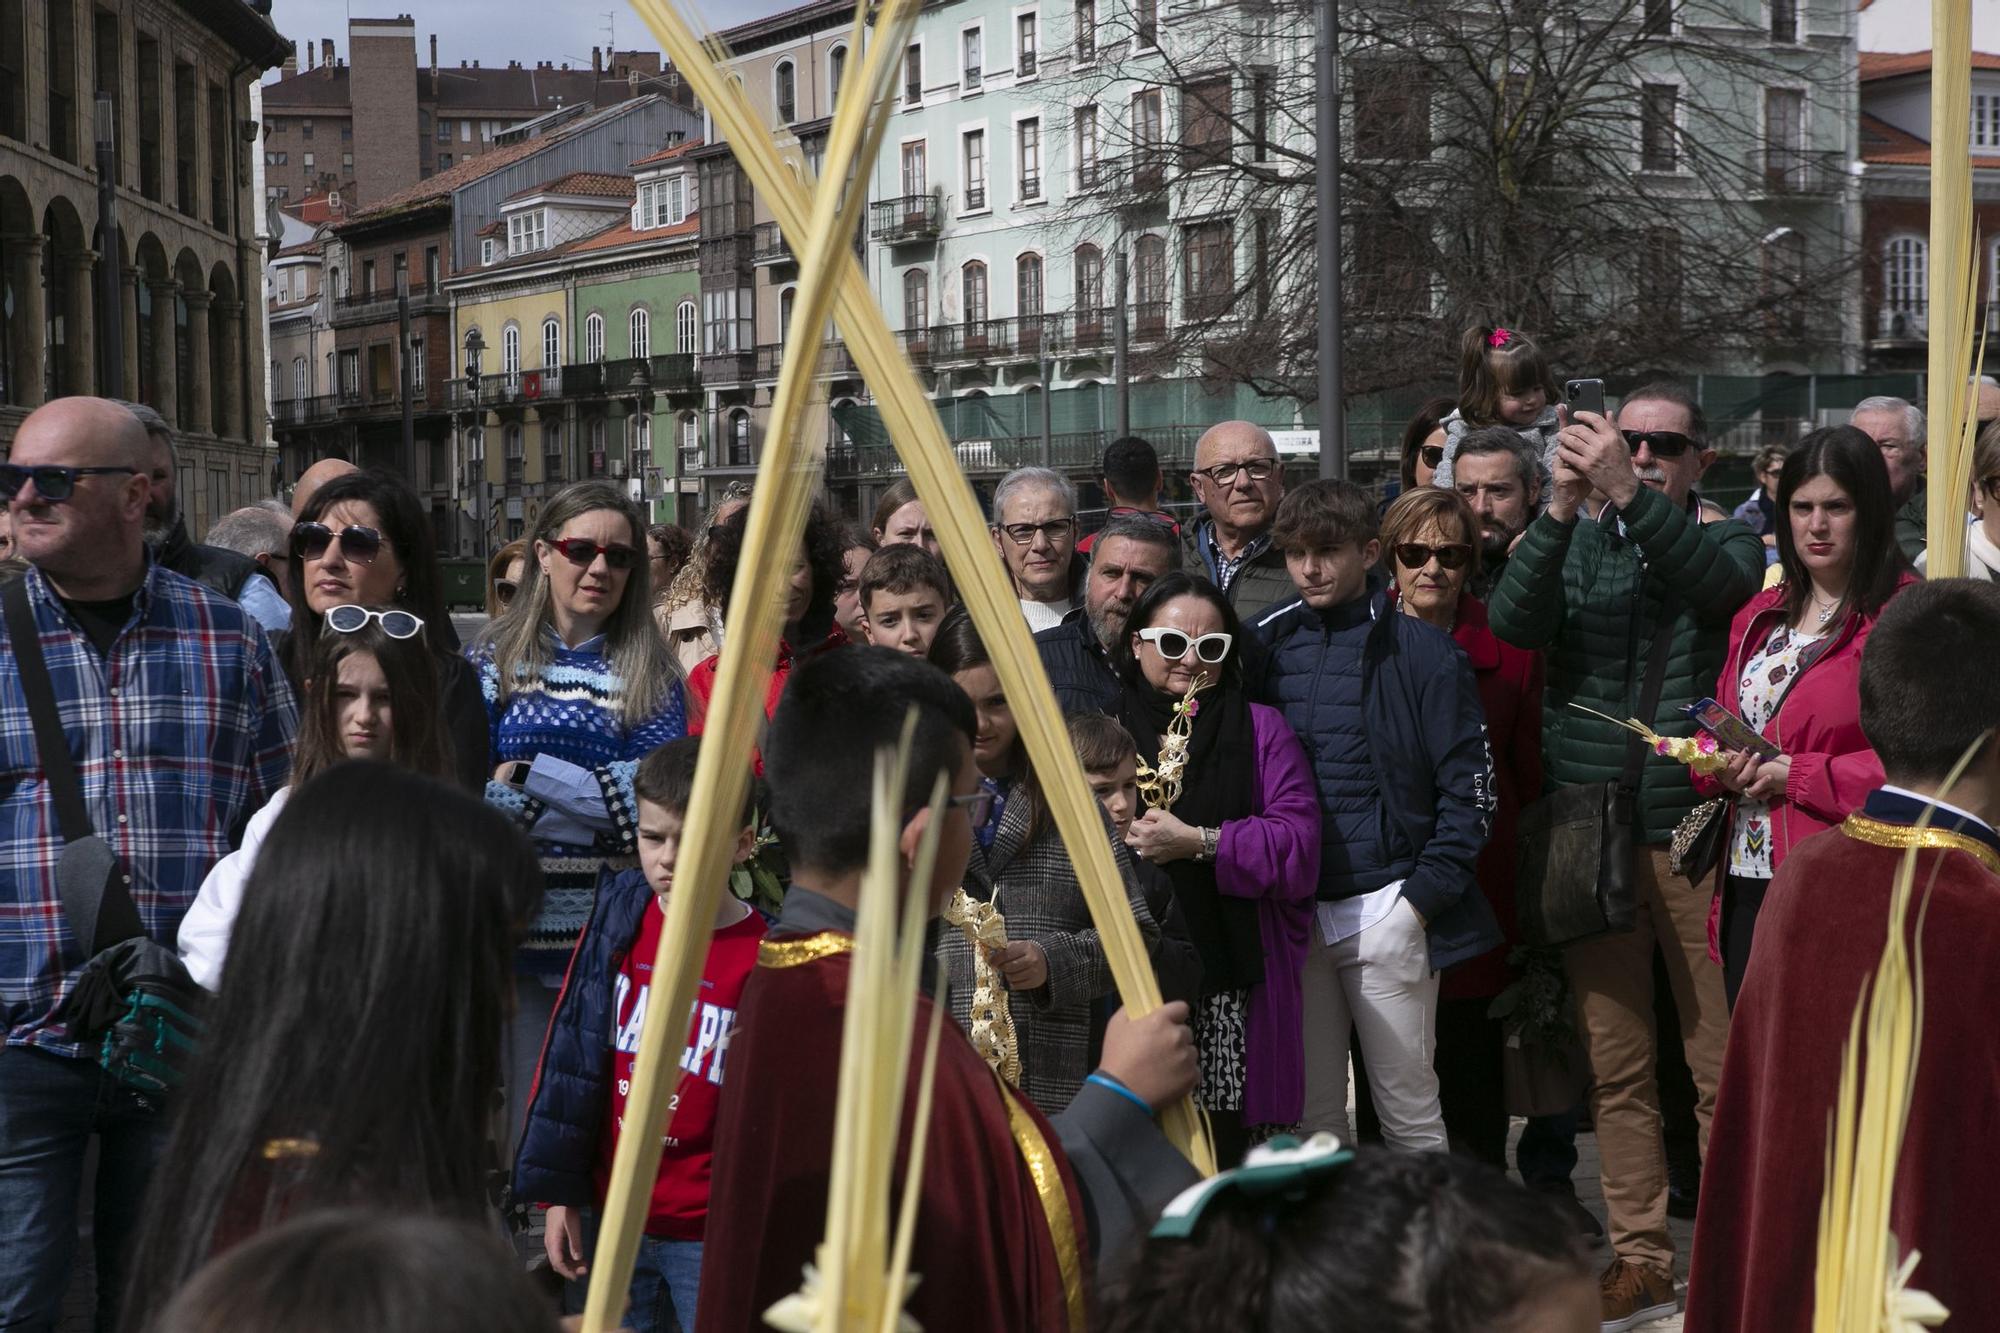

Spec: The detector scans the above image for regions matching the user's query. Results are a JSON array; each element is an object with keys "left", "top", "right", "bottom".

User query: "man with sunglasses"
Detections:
[
  {"left": 1183, "top": 421, "right": 1294, "bottom": 623},
  {"left": 1489, "top": 380, "right": 1764, "bottom": 1330},
  {"left": 0, "top": 397, "right": 298, "bottom": 1331}
]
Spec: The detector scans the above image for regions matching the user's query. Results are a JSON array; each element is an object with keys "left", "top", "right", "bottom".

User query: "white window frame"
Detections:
[
  {"left": 1016, "top": 250, "right": 1045, "bottom": 316},
  {"left": 676, "top": 300, "right": 699, "bottom": 354},
  {"left": 584, "top": 311, "right": 606, "bottom": 362},
  {"left": 830, "top": 45, "right": 848, "bottom": 103},
  {"left": 508, "top": 208, "right": 548, "bottom": 256},
  {"left": 901, "top": 137, "right": 929, "bottom": 197},
  {"left": 774, "top": 59, "right": 798, "bottom": 123},
  {"left": 542, "top": 317, "right": 561, "bottom": 367},
  {"left": 1015, "top": 111, "right": 1043, "bottom": 202},
  {"left": 292, "top": 358, "right": 306, "bottom": 400},
  {"left": 1975, "top": 91, "right": 2000, "bottom": 151},
  {"left": 1882, "top": 233, "right": 1927, "bottom": 328},
  {"left": 903, "top": 268, "right": 930, "bottom": 332},
  {"left": 1074, "top": 102, "right": 1101, "bottom": 190},
  {"left": 502, "top": 323, "right": 521, "bottom": 380},
  {"left": 410, "top": 339, "right": 425, "bottom": 392},
  {"left": 630, "top": 306, "right": 651, "bottom": 358},
  {"left": 960, "top": 122, "right": 990, "bottom": 214},
  {"left": 903, "top": 40, "right": 925, "bottom": 109}
]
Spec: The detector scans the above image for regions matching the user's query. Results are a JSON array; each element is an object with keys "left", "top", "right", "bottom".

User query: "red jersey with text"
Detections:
[{"left": 596, "top": 900, "right": 767, "bottom": 1238}]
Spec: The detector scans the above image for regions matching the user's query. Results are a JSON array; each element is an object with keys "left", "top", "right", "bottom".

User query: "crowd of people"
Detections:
[{"left": 4, "top": 352, "right": 2000, "bottom": 1333}]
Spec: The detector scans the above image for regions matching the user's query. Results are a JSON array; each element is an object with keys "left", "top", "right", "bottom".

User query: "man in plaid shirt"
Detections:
[{"left": 0, "top": 397, "right": 296, "bottom": 1330}]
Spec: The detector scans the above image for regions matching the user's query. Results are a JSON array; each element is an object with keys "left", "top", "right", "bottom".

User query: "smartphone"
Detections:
[
  {"left": 1687, "top": 698, "right": 1781, "bottom": 761},
  {"left": 1564, "top": 378, "right": 1606, "bottom": 423}
]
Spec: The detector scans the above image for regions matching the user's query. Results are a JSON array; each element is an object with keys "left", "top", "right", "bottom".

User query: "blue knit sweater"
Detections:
[{"left": 471, "top": 632, "right": 687, "bottom": 969}]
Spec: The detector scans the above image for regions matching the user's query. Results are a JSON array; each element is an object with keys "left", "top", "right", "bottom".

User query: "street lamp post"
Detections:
[
  {"left": 463, "top": 328, "right": 486, "bottom": 561},
  {"left": 95, "top": 94, "right": 124, "bottom": 399},
  {"left": 1315, "top": 0, "right": 1347, "bottom": 479}
]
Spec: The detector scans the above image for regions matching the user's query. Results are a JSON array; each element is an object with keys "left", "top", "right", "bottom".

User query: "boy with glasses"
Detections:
[{"left": 1250, "top": 480, "right": 1499, "bottom": 1161}]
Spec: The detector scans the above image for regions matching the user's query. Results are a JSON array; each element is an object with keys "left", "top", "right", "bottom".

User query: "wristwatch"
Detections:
[{"left": 1198, "top": 826, "right": 1220, "bottom": 863}]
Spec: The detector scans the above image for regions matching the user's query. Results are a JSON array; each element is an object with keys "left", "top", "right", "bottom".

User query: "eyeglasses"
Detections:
[
  {"left": 949, "top": 788, "right": 1000, "bottom": 826},
  {"left": 1419, "top": 445, "right": 1445, "bottom": 469},
  {"left": 0, "top": 464, "right": 139, "bottom": 502},
  {"left": 549, "top": 537, "right": 640, "bottom": 570},
  {"left": 1621, "top": 430, "right": 1697, "bottom": 458},
  {"left": 494, "top": 579, "right": 519, "bottom": 607},
  {"left": 1136, "top": 626, "right": 1234, "bottom": 664},
  {"left": 1195, "top": 459, "right": 1279, "bottom": 487},
  {"left": 293, "top": 522, "right": 385, "bottom": 565},
  {"left": 996, "top": 518, "right": 1076, "bottom": 546},
  {"left": 1393, "top": 542, "right": 1473, "bottom": 572},
  {"left": 323, "top": 604, "right": 425, "bottom": 640}
]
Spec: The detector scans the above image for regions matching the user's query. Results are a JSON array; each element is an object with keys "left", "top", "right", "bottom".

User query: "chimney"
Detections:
[
  {"left": 304, "top": 39, "right": 313, "bottom": 71},
  {"left": 472, "top": 59, "right": 479, "bottom": 69},
  {"left": 592, "top": 46, "right": 602, "bottom": 75},
  {"left": 282, "top": 46, "right": 297, "bottom": 76},
  {"left": 429, "top": 34, "right": 437, "bottom": 77},
  {"left": 322, "top": 38, "right": 334, "bottom": 68}
]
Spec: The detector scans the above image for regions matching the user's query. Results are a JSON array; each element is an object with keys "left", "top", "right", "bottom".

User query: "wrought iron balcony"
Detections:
[
  {"left": 701, "top": 349, "right": 756, "bottom": 385},
  {"left": 870, "top": 193, "right": 943, "bottom": 242},
  {"left": 751, "top": 221, "right": 792, "bottom": 264},
  {"left": 1752, "top": 148, "right": 1848, "bottom": 198}
]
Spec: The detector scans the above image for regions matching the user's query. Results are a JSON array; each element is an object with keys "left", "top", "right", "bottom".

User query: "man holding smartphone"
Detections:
[{"left": 1488, "top": 381, "right": 1765, "bottom": 1331}]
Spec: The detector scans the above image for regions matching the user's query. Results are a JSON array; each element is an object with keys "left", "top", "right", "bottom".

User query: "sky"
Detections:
[{"left": 264, "top": 0, "right": 807, "bottom": 77}]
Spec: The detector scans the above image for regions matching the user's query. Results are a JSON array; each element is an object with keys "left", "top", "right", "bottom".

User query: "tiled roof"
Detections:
[
  {"left": 505, "top": 171, "right": 636, "bottom": 203},
  {"left": 567, "top": 211, "right": 701, "bottom": 255},
  {"left": 266, "top": 62, "right": 659, "bottom": 116},
  {"left": 263, "top": 67, "right": 354, "bottom": 109},
  {"left": 632, "top": 138, "right": 704, "bottom": 169},
  {"left": 342, "top": 135, "right": 551, "bottom": 223},
  {"left": 1859, "top": 112, "right": 2000, "bottom": 169},
  {"left": 1859, "top": 49, "right": 2000, "bottom": 81}
]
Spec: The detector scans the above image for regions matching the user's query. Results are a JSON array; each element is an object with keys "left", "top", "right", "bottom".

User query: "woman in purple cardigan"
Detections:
[{"left": 1117, "top": 572, "right": 1320, "bottom": 1166}]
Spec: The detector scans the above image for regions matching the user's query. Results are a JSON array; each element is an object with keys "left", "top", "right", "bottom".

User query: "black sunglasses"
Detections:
[
  {"left": 1419, "top": 444, "right": 1445, "bottom": 469},
  {"left": 0, "top": 464, "right": 139, "bottom": 502},
  {"left": 1621, "top": 430, "right": 1697, "bottom": 458},
  {"left": 550, "top": 537, "right": 640, "bottom": 570},
  {"left": 293, "top": 522, "right": 385, "bottom": 565},
  {"left": 1394, "top": 542, "right": 1473, "bottom": 571}
]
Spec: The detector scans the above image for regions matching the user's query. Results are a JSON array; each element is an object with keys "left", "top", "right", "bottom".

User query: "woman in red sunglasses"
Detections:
[{"left": 470, "top": 480, "right": 685, "bottom": 1169}]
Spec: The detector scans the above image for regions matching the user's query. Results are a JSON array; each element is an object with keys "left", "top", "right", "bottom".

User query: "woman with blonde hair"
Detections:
[{"left": 469, "top": 481, "right": 686, "bottom": 1154}]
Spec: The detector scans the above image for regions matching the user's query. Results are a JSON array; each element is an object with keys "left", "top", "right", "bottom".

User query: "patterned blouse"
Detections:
[{"left": 1728, "top": 622, "right": 1826, "bottom": 878}]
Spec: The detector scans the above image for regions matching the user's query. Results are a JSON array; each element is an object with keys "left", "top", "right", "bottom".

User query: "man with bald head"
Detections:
[
  {"left": 1183, "top": 420, "right": 1294, "bottom": 622},
  {"left": 292, "top": 455, "right": 359, "bottom": 518},
  {"left": 0, "top": 397, "right": 296, "bottom": 1329}
]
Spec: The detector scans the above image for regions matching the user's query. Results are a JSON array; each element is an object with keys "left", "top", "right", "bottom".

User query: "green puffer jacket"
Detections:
[{"left": 1487, "top": 486, "right": 1766, "bottom": 844}]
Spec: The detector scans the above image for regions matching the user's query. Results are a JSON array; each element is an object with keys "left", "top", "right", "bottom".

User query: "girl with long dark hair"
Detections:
[
  {"left": 285, "top": 469, "right": 490, "bottom": 791},
  {"left": 471, "top": 480, "right": 684, "bottom": 1154},
  {"left": 178, "top": 614, "right": 455, "bottom": 989},
  {"left": 1697, "top": 424, "right": 1917, "bottom": 1004},
  {"left": 1111, "top": 571, "right": 1320, "bottom": 1165},
  {"left": 925, "top": 606, "right": 1161, "bottom": 1112},
  {"left": 122, "top": 766, "right": 543, "bottom": 1327}
]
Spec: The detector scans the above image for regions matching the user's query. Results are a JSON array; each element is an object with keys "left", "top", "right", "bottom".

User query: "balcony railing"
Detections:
[
  {"left": 272, "top": 394, "right": 342, "bottom": 426},
  {"left": 1133, "top": 300, "right": 1169, "bottom": 341},
  {"left": 1078, "top": 157, "right": 1109, "bottom": 191},
  {"left": 900, "top": 328, "right": 933, "bottom": 368},
  {"left": 964, "top": 64, "right": 982, "bottom": 89},
  {"left": 1752, "top": 148, "right": 1847, "bottom": 197},
  {"left": 818, "top": 340, "right": 859, "bottom": 378},
  {"left": 963, "top": 183, "right": 988, "bottom": 211},
  {"left": 701, "top": 348, "right": 756, "bottom": 384},
  {"left": 1019, "top": 49, "right": 1036, "bottom": 76},
  {"left": 1071, "top": 307, "right": 1114, "bottom": 349},
  {"left": 751, "top": 221, "right": 792, "bottom": 264},
  {"left": 332, "top": 281, "right": 447, "bottom": 325},
  {"left": 1019, "top": 173, "right": 1042, "bottom": 201},
  {"left": 928, "top": 314, "right": 1070, "bottom": 363},
  {"left": 870, "top": 193, "right": 943, "bottom": 242},
  {"left": 754, "top": 343, "right": 785, "bottom": 379}
]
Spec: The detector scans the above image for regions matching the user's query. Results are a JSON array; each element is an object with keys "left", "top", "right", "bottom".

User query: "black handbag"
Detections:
[
  {"left": 6, "top": 579, "right": 206, "bottom": 1100},
  {"left": 1515, "top": 594, "right": 1675, "bottom": 947}
]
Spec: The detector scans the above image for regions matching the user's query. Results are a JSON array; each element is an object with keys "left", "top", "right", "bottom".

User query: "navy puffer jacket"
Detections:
[{"left": 1251, "top": 590, "right": 1501, "bottom": 971}]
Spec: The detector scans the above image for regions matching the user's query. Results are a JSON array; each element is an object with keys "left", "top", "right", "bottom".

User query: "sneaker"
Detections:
[{"left": 1599, "top": 1258, "right": 1678, "bottom": 1332}]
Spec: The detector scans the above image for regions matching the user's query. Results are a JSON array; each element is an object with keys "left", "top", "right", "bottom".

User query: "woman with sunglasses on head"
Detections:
[
  {"left": 1378, "top": 487, "right": 1546, "bottom": 1170},
  {"left": 286, "top": 469, "right": 491, "bottom": 793},
  {"left": 178, "top": 611, "right": 455, "bottom": 990},
  {"left": 486, "top": 539, "right": 528, "bottom": 620},
  {"left": 1113, "top": 571, "right": 1320, "bottom": 1166},
  {"left": 471, "top": 481, "right": 685, "bottom": 1158},
  {"left": 924, "top": 606, "right": 1169, "bottom": 1115},
  {"left": 1692, "top": 426, "right": 1916, "bottom": 1007}
]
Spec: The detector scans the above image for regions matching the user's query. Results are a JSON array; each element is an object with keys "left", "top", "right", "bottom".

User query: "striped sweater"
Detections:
[{"left": 471, "top": 632, "right": 687, "bottom": 968}]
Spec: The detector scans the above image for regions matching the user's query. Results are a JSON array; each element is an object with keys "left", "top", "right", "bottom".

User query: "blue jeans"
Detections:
[
  {"left": 0, "top": 1045, "right": 172, "bottom": 1332},
  {"left": 569, "top": 1210, "right": 703, "bottom": 1333}
]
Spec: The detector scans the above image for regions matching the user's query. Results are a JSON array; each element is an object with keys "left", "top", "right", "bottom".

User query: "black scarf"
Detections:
[{"left": 1117, "top": 675, "right": 1264, "bottom": 993}]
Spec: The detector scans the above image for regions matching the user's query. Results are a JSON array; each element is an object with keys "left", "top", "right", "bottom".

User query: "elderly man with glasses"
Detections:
[
  {"left": 1183, "top": 420, "right": 1295, "bottom": 623},
  {"left": 1849, "top": 395, "right": 1927, "bottom": 562},
  {"left": 990, "top": 466, "right": 1084, "bottom": 632}
]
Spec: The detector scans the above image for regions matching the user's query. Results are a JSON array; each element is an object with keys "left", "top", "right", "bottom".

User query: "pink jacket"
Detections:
[{"left": 1693, "top": 574, "right": 1918, "bottom": 955}]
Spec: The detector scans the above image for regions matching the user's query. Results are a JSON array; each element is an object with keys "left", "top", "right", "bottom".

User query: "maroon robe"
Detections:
[
  {"left": 695, "top": 933, "right": 1089, "bottom": 1333},
  {"left": 1684, "top": 824, "right": 2000, "bottom": 1331}
]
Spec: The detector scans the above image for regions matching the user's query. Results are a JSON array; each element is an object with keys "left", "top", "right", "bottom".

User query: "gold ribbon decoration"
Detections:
[
  {"left": 997, "top": 1073, "right": 1086, "bottom": 1332},
  {"left": 1134, "top": 673, "right": 1212, "bottom": 812},
  {"left": 759, "top": 932, "right": 859, "bottom": 971},
  {"left": 1839, "top": 813, "right": 2000, "bottom": 877},
  {"left": 943, "top": 890, "right": 1022, "bottom": 1086}
]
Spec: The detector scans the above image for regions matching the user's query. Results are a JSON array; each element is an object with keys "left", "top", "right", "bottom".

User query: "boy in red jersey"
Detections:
[{"left": 512, "top": 737, "right": 766, "bottom": 1332}]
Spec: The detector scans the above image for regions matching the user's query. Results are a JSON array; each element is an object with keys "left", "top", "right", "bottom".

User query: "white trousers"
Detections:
[{"left": 1298, "top": 898, "right": 1446, "bottom": 1151}]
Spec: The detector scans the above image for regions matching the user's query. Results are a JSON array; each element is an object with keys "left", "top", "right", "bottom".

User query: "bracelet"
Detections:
[
  {"left": 1085, "top": 1072, "right": 1154, "bottom": 1117},
  {"left": 1200, "top": 826, "right": 1220, "bottom": 862}
]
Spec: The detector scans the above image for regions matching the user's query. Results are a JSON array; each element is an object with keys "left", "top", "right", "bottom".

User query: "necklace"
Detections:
[{"left": 1808, "top": 588, "right": 1842, "bottom": 627}]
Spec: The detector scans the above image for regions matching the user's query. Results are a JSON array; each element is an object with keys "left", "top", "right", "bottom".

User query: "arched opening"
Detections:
[
  {"left": 0, "top": 176, "right": 36, "bottom": 407},
  {"left": 208, "top": 261, "right": 240, "bottom": 438},
  {"left": 41, "top": 198, "right": 89, "bottom": 401},
  {"left": 133, "top": 232, "right": 171, "bottom": 414}
]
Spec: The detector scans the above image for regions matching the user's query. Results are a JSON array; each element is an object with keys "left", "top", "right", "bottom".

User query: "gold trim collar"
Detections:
[
  {"left": 758, "top": 931, "right": 856, "bottom": 969},
  {"left": 997, "top": 1072, "right": 1087, "bottom": 1330},
  {"left": 1839, "top": 813, "right": 2000, "bottom": 877}
]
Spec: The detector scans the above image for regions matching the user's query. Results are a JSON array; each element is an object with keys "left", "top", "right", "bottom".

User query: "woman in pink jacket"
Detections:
[{"left": 1697, "top": 426, "right": 1916, "bottom": 1005}]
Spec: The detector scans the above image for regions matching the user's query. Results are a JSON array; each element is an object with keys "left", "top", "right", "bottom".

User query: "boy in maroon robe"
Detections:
[
  {"left": 696, "top": 647, "right": 1201, "bottom": 1333},
  {"left": 1686, "top": 579, "right": 2000, "bottom": 1331}
]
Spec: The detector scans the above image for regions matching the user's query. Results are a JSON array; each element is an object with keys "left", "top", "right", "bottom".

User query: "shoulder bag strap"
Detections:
[
  {"left": 3, "top": 576, "right": 144, "bottom": 954},
  {"left": 1621, "top": 589, "right": 1677, "bottom": 795}
]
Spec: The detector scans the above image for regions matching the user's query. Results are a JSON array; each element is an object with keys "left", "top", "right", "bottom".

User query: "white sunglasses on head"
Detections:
[{"left": 1135, "top": 626, "right": 1233, "bottom": 664}]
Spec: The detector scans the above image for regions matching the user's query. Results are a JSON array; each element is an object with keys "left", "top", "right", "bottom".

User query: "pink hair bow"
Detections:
[{"left": 1487, "top": 327, "right": 1512, "bottom": 348}]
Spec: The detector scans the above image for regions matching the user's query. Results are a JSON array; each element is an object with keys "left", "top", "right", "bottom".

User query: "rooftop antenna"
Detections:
[{"left": 603, "top": 11, "right": 616, "bottom": 54}]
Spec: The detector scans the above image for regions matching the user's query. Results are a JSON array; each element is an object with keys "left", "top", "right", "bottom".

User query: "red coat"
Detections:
[
  {"left": 1386, "top": 594, "right": 1544, "bottom": 999},
  {"left": 1691, "top": 575, "right": 1916, "bottom": 952},
  {"left": 684, "top": 627, "right": 848, "bottom": 758}
]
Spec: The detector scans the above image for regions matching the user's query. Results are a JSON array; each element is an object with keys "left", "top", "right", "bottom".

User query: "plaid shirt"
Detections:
[{"left": 1, "top": 563, "right": 297, "bottom": 1056}]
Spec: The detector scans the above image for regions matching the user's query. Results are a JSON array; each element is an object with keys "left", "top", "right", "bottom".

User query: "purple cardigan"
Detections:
[{"left": 1214, "top": 701, "right": 1322, "bottom": 1125}]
